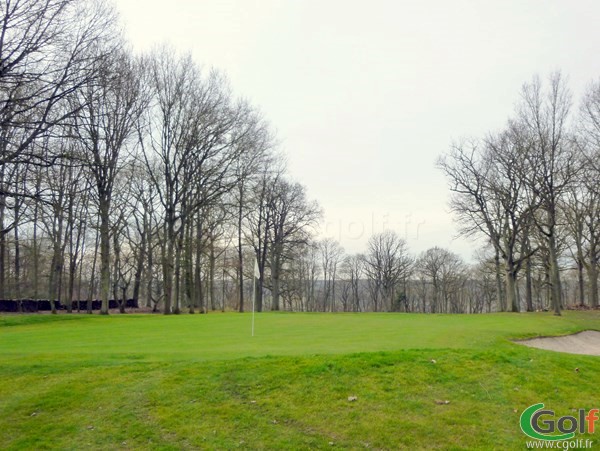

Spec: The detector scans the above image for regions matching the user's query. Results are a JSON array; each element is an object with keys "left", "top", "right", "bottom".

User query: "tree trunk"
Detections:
[
  {"left": 162, "top": 216, "right": 175, "bottom": 314},
  {"left": 587, "top": 263, "right": 599, "bottom": 308},
  {"left": 494, "top": 248, "right": 504, "bottom": 312},
  {"left": 331, "top": 273, "right": 337, "bottom": 312},
  {"left": 112, "top": 228, "right": 121, "bottom": 311},
  {"left": 99, "top": 196, "right": 111, "bottom": 315},
  {"left": 0, "top": 199, "right": 6, "bottom": 300},
  {"left": 120, "top": 287, "right": 127, "bottom": 314},
  {"left": 238, "top": 186, "right": 244, "bottom": 312},
  {"left": 577, "top": 258, "right": 585, "bottom": 306},
  {"left": 209, "top": 240, "right": 216, "bottom": 311},
  {"left": 587, "top": 236, "right": 599, "bottom": 308},
  {"left": 66, "top": 192, "right": 78, "bottom": 314},
  {"left": 271, "top": 248, "right": 281, "bottom": 311},
  {"left": 173, "top": 228, "right": 183, "bottom": 314},
  {"left": 32, "top": 196, "right": 40, "bottom": 299},
  {"left": 505, "top": 266, "right": 519, "bottom": 312},
  {"left": 432, "top": 278, "right": 439, "bottom": 313},
  {"left": 132, "top": 214, "right": 147, "bottom": 308},
  {"left": 184, "top": 220, "right": 194, "bottom": 314},
  {"left": 67, "top": 256, "right": 77, "bottom": 314},
  {"left": 13, "top": 198, "right": 21, "bottom": 300},
  {"left": 194, "top": 217, "right": 205, "bottom": 313},
  {"left": 77, "top": 231, "right": 85, "bottom": 312},
  {"left": 88, "top": 225, "right": 100, "bottom": 314},
  {"left": 146, "top": 217, "right": 154, "bottom": 309},
  {"left": 525, "top": 257, "right": 534, "bottom": 312},
  {"left": 223, "top": 263, "right": 228, "bottom": 313},
  {"left": 48, "top": 208, "right": 65, "bottom": 315},
  {"left": 548, "top": 234, "right": 562, "bottom": 316},
  {"left": 256, "top": 276, "right": 264, "bottom": 312}
]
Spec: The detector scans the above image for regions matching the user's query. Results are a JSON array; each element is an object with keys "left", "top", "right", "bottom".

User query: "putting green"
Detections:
[{"left": 1, "top": 311, "right": 598, "bottom": 363}]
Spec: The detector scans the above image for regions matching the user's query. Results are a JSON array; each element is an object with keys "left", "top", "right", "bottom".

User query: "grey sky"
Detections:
[{"left": 114, "top": 0, "right": 600, "bottom": 260}]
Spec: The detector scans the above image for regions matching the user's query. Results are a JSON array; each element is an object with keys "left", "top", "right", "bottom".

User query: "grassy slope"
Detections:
[{"left": 0, "top": 312, "right": 599, "bottom": 450}]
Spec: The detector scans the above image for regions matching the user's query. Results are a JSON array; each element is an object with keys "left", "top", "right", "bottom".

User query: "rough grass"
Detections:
[{"left": 0, "top": 311, "right": 599, "bottom": 449}]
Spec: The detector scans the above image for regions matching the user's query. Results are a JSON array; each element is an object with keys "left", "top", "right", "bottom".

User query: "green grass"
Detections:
[{"left": 0, "top": 312, "right": 599, "bottom": 449}]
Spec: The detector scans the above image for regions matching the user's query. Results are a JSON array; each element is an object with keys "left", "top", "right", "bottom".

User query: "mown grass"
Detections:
[{"left": 0, "top": 311, "right": 599, "bottom": 449}]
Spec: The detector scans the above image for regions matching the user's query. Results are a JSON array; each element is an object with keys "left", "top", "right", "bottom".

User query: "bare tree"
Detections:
[
  {"left": 341, "top": 254, "right": 364, "bottom": 312},
  {"left": 318, "top": 237, "right": 344, "bottom": 312},
  {"left": 0, "top": 0, "right": 117, "bottom": 299},
  {"left": 266, "top": 178, "right": 321, "bottom": 310},
  {"left": 484, "top": 126, "right": 539, "bottom": 312},
  {"left": 439, "top": 127, "right": 540, "bottom": 312},
  {"left": 416, "top": 247, "right": 467, "bottom": 313},
  {"left": 140, "top": 48, "right": 260, "bottom": 314},
  {"left": 72, "top": 48, "right": 146, "bottom": 314},
  {"left": 518, "top": 73, "right": 577, "bottom": 315},
  {"left": 245, "top": 170, "right": 273, "bottom": 312},
  {"left": 438, "top": 140, "right": 506, "bottom": 307},
  {"left": 0, "top": 0, "right": 117, "bottom": 168},
  {"left": 39, "top": 139, "right": 88, "bottom": 312},
  {"left": 362, "top": 230, "right": 413, "bottom": 312},
  {"left": 232, "top": 116, "right": 274, "bottom": 313},
  {"left": 574, "top": 80, "right": 600, "bottom": 307}
]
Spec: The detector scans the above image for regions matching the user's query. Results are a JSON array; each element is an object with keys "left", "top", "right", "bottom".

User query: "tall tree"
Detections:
[
  {"left": 362, "top": 230, "right": 413, "bottom": 312},
  {"left": 318, "top": 237, "right": 344, "bottom": 312},
  {"left": 140, "top": 49, "right": 257, "bottom": 313},
  {"left": 438, "top": 142, "right": 506, "bottom": 310},
  {"left": 232, "top": 120, "right": 273, "bottom": 313},
  {"left": 484, "top": 126, "right": 538, "bottom": 312},
  {"left": 416, "top": 247, "right": 467, "bottom": 313},
  {"left": 73, "top": 49, "right": 146, "bottom": 314},
  {"left": 575, "top": 80, "right": 600, "bottom": 307},
  {"left": 518, "top": 73, "right": 577, "bottom": 315},
  {"left": 266, "top": 178, "right": 321, "bottom": 311},
  {"left": 439, "top": 128, "right": 539, "bottom": 312},
  {"left": 341, "top": 254, "right": 364, "bottom": 312}
]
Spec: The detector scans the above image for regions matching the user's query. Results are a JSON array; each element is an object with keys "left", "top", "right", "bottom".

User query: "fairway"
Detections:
[{"left": 1, "top": 312, "right": 599, "bottom": 449}]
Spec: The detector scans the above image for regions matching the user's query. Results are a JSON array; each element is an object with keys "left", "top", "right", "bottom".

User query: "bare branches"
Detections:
[
  {"left": 361, "top": 230, "right": 413, "bottom": 312},
  {"left": 438, "top": 72, "right": 595, "bottom": 314},
  {"left": 0, "top": 0, "right": 119, "bottom": 167}
]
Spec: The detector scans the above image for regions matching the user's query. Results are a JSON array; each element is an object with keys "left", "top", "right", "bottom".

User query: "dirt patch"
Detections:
[{"left": 516, "top": 330, "right": 600, "bottom": 356}]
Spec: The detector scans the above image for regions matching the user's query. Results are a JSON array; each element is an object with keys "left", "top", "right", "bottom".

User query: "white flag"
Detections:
[{"left": 254, "top": 257, "right": 260, "bottom": 279}]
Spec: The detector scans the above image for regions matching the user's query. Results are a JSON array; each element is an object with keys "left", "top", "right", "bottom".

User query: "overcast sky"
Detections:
[{"left": 114, "top": 0, "right": 600, "bottom": 261}]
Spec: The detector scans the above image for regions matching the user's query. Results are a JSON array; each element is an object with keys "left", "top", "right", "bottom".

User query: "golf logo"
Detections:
[{"left": 520, "top": 403, "right": 597, "bottom": 445}]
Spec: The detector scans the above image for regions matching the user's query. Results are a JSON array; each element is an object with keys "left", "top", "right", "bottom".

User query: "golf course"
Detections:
[{"left": 1, "top": 312, "right": 599, "bottom": 449}]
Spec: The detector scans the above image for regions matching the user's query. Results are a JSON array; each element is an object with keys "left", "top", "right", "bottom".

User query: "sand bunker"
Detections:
[{"left": 517, "top": 330, "right": 600, "bottom": 356}]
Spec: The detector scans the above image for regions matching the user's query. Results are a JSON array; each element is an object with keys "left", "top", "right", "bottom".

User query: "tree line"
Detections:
[
  {"left": 439, "top": 72, "right": 600, "bottom": 315},
  {"left": 1, "top": 1, "right": 597, "bottom": 315},
  {"left": 0, "top": 0, "right": 320, "bottom": 314}
]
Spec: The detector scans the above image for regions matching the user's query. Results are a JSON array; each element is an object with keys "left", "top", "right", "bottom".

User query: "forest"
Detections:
[{"left": 1, "top": 0, "right": 599, "bottom": 316}]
